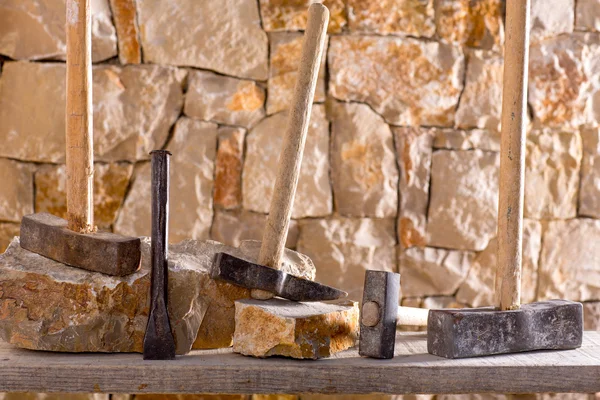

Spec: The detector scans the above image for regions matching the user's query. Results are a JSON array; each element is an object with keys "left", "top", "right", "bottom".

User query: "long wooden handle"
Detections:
[
  {"left": 396, "top": 306, "right": 430, "bottom": 327},
  {"left": 66, "top": 0, "right": 95, "bottom": 233},
  {"left": 258, "top": 4, "right": 329, "bottom": 269},
  {"left": 496, "top": 0, "right": 531, "bottom": 311}
]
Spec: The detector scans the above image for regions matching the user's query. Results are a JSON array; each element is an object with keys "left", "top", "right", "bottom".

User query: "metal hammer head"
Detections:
[
  {"left": 20, "top": 212, "right": 141, "bottom": 276},
  {"left": 428, "top": 300, "right": 583, "bottom": 358},
  {"left": 212, "top": 252, "right": 347, "bottom": 302},
  {"left": 359, "top": 270, "right": 400, "bottom": 359}
]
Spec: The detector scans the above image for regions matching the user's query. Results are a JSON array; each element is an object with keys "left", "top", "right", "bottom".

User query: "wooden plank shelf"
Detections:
[{"left": 1, "top": 332, "right": 600, "bottom": 395}]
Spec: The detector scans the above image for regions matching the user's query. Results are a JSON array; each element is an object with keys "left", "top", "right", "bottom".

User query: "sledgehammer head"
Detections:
[{"left": 428, "top": 300, "right": 583, "bottom": 359}]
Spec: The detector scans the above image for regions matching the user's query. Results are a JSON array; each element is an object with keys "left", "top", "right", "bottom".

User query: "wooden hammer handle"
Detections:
[
  {"left": 496, "top": 0, "right": 531, "bottom": 311},
  {"left": 396, "top": 306, "right": 429, "bottom": 327},
  {"left": 257, "top": 4, "right": 329, "bottom": 269},
  {"left": 65, "top": 0, "right": 95, "bottom": 233}
]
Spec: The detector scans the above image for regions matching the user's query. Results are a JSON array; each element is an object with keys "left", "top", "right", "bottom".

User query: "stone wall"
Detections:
[{"left": 1, "top": 0, "right": 600, "bottom": 336}]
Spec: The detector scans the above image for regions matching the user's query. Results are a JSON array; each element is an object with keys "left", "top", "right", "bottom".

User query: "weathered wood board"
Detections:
[{"left": 1, "top": 332, "right": 599, "bottom": 395}]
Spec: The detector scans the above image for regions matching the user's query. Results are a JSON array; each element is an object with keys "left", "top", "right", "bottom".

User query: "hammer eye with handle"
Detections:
[{"left": 361, "top": 301, "right": 429, "bottom": 328}]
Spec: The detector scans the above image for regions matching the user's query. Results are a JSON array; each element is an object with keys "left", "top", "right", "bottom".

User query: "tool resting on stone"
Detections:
[
  {"left": 19, "top": 0, "right": 140, "bottom": 276},
  {"left": 359, "top": 0, "right": 583, "bottom": 360},
  {"left": 212, "top": 3, "right": 345, "bottom": 302}
]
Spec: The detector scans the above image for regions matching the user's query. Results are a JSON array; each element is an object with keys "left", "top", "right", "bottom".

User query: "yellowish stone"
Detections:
[
  {"left": 259, "top": 0, "right": 347, "bottom": 33},
  {"left": 347, "top": 0, "right": 435, "bottom": 37}
]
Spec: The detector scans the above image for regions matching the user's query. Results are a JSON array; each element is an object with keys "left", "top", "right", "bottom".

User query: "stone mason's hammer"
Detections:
[
  {"left": 360, "top": 0, "right": 583, "bottom": 360},
  {"left": 213, "top": 3, "right": 345, "bottom": 302},
  {"left": 19, "top": 0, "right": 141, "bottom": 276}
]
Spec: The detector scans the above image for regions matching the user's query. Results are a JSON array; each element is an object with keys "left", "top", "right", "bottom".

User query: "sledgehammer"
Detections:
[
  {"left": 19, "top": 0, "right": 141, "bottom": 276},
  {"left": 359, "top": 0, "right": 583, "bottom": 360}
]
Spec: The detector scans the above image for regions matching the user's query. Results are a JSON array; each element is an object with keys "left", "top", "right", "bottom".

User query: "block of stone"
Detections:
[
  {"left": 233, "top": 299, "right": 358, "bottom": 359},
  {"left": 0, "top": 238, "right": 315, "bottom": 353}
]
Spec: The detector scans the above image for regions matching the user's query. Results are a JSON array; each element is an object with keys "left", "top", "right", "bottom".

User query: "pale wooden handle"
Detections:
[
  {"left": 397, "top": 306, "right": 429, "bottom": 327},
  {"left": 66, "top": 0, "right": 94, "bottom": 233},
  {"left": 258, "top": 3, "right": 329, "bottom": 269},
  {"left": 496, "top": 0, "right": 531, "bottom": 310}
]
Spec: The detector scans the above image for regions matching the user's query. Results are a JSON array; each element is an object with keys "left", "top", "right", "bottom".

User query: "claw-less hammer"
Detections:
[
  {"left": 359, "top": 0, "right": 583, "bottom": 359},
  {"left": 19, "top": 0, "right": 141, "bottom": 276},
  {"left": 212, "top": 3, "right": 346, "bottom": 302}
]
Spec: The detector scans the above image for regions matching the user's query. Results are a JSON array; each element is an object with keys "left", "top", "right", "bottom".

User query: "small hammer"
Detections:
[
  {"left": 360, "top": 0, "right": 583, "bottom": 359},
  {"left": 212, "top": 4, "right": 346, "bottom": 302},
  {"left": 19, "top": 0, "right": 140, "bottom": 276}
]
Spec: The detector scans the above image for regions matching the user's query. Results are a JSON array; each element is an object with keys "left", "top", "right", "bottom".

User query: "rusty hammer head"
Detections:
[
  {"left": 212, "top": 252, "right": 347, "bottom": 302},
  {"left": 359, "top": 270, "right": 584, "bottom": 359}
]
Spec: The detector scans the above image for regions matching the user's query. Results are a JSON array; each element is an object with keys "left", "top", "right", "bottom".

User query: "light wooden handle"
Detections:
[
  {"left": 397, "top": 306, "right": 429, "bottom": 327},
  {"left": 65, "top": 0, "right": 94, "bottom": 233},
  {"left": 496, "top": 0, "right": 531, "bottom": 311},
  {"left": 258, "top": 4, "right": 329, "bottom": 269}
]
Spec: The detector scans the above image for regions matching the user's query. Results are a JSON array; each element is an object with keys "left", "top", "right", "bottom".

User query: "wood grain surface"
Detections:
[{"left": 1, "top": 332, "right": 599, "bottom": 395}]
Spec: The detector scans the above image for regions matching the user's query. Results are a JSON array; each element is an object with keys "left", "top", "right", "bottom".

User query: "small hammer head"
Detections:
[
  {"left": 20, "top": 213, "right": 141, "bottom": 276},
  {"left": 212, "top": 252, "right": 347, "bottom": 302},
  {"left": 359, "top": 270, "right": 400, "bottom": 359}
]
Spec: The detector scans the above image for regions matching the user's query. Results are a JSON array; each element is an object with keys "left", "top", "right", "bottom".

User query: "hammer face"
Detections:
[
  {"left": 428, "top": 300, "right": 583, "bottom": 359},
  {"left": 359, "top": 270, "right": 400, "bottom": 359},
  {"left": 20, "top": 213, "right": 141, "bottom": 276}
]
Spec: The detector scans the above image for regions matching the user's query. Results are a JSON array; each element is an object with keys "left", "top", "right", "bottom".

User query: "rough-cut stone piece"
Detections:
[
  {"left": 115, "top": 118, "right": 217, "bottom": 242},
  {"left": 584, "top": 302, "right": 600, "bottom": 330},
  {"left": 579, "top": 126, "right": 600, "bottom": 218},
  {"left": 329, "top": 36, "right": 464, "bottom": 126},
  {"left": 331, "top": 102, "right": 398, "bottom": 218},
  {"left": 530, "top": 0, "right": 574, "bottom": 42},
  {"left": 210, "top": 210, "right": 299, "bottom": 249},
  {"left": 433, "top": 129, "right": 501, "bottom": 152},
  {"left": 259, "top": 0, "right": 347, "bottom": 33},
  {"left": 0, "top": 0, "right": 117, "bottom": 62},
  {"left": 35, "top": 163, "right": 133, "bottom": 229},
  {"left": 185, "top": 71, "right": 265, "bottom": 128},
  {"left": 0, "top": 159, "right": 33, "bottom": 223},
  {"left": 137, "top": 0, "right": 268, "bottom": 80},
  {"left": 456, "top": 220, "right": 541, "bottom": 308},
  {"left": 524, "top": 130, "right": 582, "bottom": 220},
  {"left": 242, "top": 106, "right": 332, "bottom": 218},
  {"left": 214, "top": 127, "right": 245, "bottom": 210},
  {"left": 528, "top": 33, "right": 600, "bottom": 129},
  {"left": 0, "top": 62, "right": 184, "bottom": 163},
  {"left": 394, "top": 127, "right": 434, "bottom": 248},
  {"left": 267, "top": 32, "right": 327, "bottom": 115},
  {"left": 399, "top": 247, "right": 473, "bottom": 297},
  {"left": 109, "top": 0, "right": 142, "bottom": 64},
  {"left": 427, "top": 150, "right": 499, "bottom": 251},
  {"left": 347, "top": 0, "right": 435, "bottom": 37},
  {"left": 435, "top": 0, "right": 504, "bottom": 50},
  {"left": 455, "top": 50, "right": 503, "bottom": 130},
  {"left": 297, "top": 217, "right": 396, "bottom": 300},
  {"left": 576, "top": 0, "right": 600, "bottom": 31},
  {"left": 233, "top": 299, "right": 358, "bottom": 359},
  {"left": 0, "top": 223, "right": 20, "bottom": 254},
  {"left": 539, "top": 219, "right": 600, "bottom": 301}
]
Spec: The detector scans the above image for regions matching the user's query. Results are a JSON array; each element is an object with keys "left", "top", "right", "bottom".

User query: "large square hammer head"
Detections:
[
  {"left": 428, "top": 300, "right": 583, "bottom": 358},
  {"left": 359, "top": 270, "right": 400, "bottom": 359}
]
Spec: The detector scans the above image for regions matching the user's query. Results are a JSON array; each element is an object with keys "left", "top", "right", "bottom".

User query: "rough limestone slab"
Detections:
[
  {"left": 0, "top": 0, "right": 117, "bottom": 62},
  {"left": 258, "top": 0, "right": 347, "bottom": 33},
  {"left": 434, "top": 0, "right": 504, "bottom": 50},
  {"left": 109, "top": 0, "right": 142, "bottom": 64},
  {"left": 233, "top": 299, "right": 358, "bottom": 359},
  {"left": 0, "top": 62, "right": 184, "bottom": 163},
  {"left": 346, "top": 0, "right": 435, "bottom": 37},
  {"left": 579, "top": 126, "right": 600, "bottom": 218},
  {"left": 214, "top": 127, "right": 246, "bottom": 210},
  {"left": 330, "top": 101, "right": 398, "bottom": 218},
  {"left": 242, "top": 106, "right": 332, "bottom": 219},
  {"left": 433, "top": 129, "right": 500, "bottom": 152},
  {"left": 137, "top": 0, "right": 268, "bottom": 80},
  {"left": 0, "top": 238, "right": 315, "bottom": 353},
  {"left": 455, "top": 50, "right": 503, "bottom": 131},
  {"left": 267, "top": 32, "right": 327, "bottom": 115},
  {"left": 296, "top": 217, "right": 396, "bottom": 300},
  {"left": 576, "top": 0, "right": 600, "bottom": 31},
  {"left": 394, "top": 127, "right": 434, "bottom": 248},
  {"left": 184, "top": 70, "right": 265, "bottom": 129},
  {"left": 115, "top": 118, "right": 217, "bottom": 243},
  {"left": 530, "top": 0, "right": 574, "bottom": 42},
  {"left": 328, "top": 35, "right": 464, "bottom": 127},
  {"left": 35, "top": 163, "right": 133, "bottom": 229},
  {"left": 0, "top": 159, "right": 34, "bottom": 223},
  {"left": 524, "top": 130, "right": 582, "bottom": 220},
  {"left": 538, "top": 219, "right": 600, "bottom": 302},
  {"left": 427, "top": 149, "right": 499, "bottom": 251}
]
